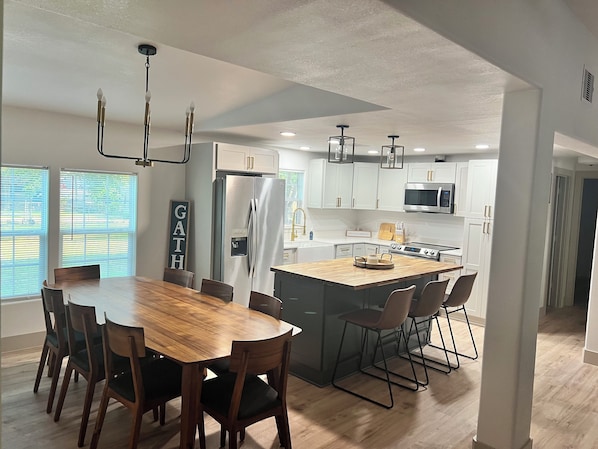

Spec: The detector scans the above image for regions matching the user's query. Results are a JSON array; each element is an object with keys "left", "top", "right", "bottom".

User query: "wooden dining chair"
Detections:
[
  {"left": 163, "top": 267, "right": 195, "bottom": 288},
  {"left": 53, "top": 301, "right": 107, "bottom": 447},
  {"left": 33, "top": 283, "right": 69, "bottom": 414},
  {"left": 54, "top": 264, "right": 100, "bottom": 283},
  {"left": 90, "top": 316, "right": 183, "bottom": 449},
  {"left": 200, "top": 278, "right": 234, "bottom": 302},
  {"left": 331, "top": 285, "right": 418, "bottom": 409},
  {"left": 198, "top": 330, "right": 294, "bottom": 449}
]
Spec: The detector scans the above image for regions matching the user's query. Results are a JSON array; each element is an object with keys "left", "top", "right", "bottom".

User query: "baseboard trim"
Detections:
[
  {"left": 1, "top": 331, "right": 45, "bottom": 352},
  {"left": 472, "top": 436, "right": 532, "bottom": 449},
  {"left": 583, "top": 348, "right": 598, "bottom": 366}
]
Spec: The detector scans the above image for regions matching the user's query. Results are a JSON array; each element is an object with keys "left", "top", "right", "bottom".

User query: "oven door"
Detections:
[{"left": 403, "top": 183, "right": 454, "bottom": 213}]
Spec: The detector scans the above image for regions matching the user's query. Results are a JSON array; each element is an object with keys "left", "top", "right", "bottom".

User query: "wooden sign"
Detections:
[{"left": 167, "top": 200, "right": 190, "bottom": 269}]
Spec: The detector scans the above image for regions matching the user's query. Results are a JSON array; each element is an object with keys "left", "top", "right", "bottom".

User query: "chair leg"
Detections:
[
  {"left": 34, "top": 343, "right": 49, "bottom": 393},
  {"left": 76, "top": 376, "right": 97, "bottom": 447},
  {"left": 128, "top": 407, "right": 144, "bottom": 449},
  {"left": 410, "top": 315, "right": 453, "bottom": 374},
  {"left": 90, "top": 387, "right": 110, "bottom": 449},
  {"left": 48, "top": 351, "right": 56, "bottom": 377},
  {"left": 220, "top": 425, "right": 226, "bottom": 448},
  {"left": 197, "top": 411, "right": 207, "bottom": 449},
  {"left": 152, "top": 407, "right": 159, "bottom": 421},
  {"left": 429, "top": 306, "right": 479, "bottom": 365},
  {"left": 398, "top": 318, "right": 430, "bottom": 386},
  {"left": 46, "top": 353, "right": 63, "bottom": 413},
  {"left": 159, "top": 403, "right": 166, "bottom": 425},
  {"left": 228, "top": 426, "right": 238, "bottom": 449},
  {"left": 278, "top": 409, "right": 292, "bottom": 449},
  {"left": 53, "top": 363, "right": 73, "bottom": 421}
]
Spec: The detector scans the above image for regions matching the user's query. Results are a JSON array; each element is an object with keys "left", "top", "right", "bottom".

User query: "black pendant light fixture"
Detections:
[
  {"left": 96, "top": 44, "right": 195, "bottom": 167},
  {"left": 328, "top": 125, "right": 355, "bottom": 163},
  {"left": 380, "top": 135, "right": 404, "bottom": 169}
]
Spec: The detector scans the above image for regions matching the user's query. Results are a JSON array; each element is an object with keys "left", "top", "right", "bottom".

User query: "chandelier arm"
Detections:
[{"left": 96, "top": 123, "right": 142, "bottom": 162}]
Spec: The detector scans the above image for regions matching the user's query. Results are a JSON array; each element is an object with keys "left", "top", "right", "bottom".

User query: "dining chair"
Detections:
[
  {"left": 200, "top": 278, "right": 234, "bottom": 302},
  {"left": 53, "top": 301, "right": 106, "bottom": 447},
  {"left": 197, "top": 330, "right": 294, "bottom": 449},
  {"left": 90, "top": 316, "right": 183, "bottom": 449},
  {"left": 399, "top": 278, "right": 451, "bottom": 385},
  {"left": 33, "top": 283, "right": 69, "bottom": 414},
  {"left": 331, "top": 285, "right": 418, "bottom": 409},
  {"left": 428, "top": 272, "right": 479, "bottom": 369},
  {"left": 54, "top": 264, "right": 101, "bottom": 283},
  {"left": 163, "top": 267, "right": 195, "bottom": 288}
]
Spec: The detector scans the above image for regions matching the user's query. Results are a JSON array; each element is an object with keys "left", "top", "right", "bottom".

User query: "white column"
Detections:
[
  {"left": 473, "top": 88, "right": 553, "bottom": 449},
  {"left": 584, "top": 210, "right": 598, "bottom": 364}
]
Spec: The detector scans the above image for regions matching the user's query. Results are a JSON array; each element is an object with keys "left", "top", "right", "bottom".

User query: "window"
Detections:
[
  {"left": 1, "top": 166, "right": 49, "bottom": 300},
  {"left": 59, "top": 170, "right": 137, "bottom": 277},
  {"left": 279, "top": 170, "right": 305, "bottom": 227}
]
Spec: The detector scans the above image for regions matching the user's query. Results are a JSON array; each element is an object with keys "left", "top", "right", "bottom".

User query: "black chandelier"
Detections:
[
  {"left": 328, "top": 125, "right": 355, "bottom": 163},
  {"left": 96, "top": 44, "right": 195, "bottom": 167},
  {"left": 380, "top": 135, "right": 404, "bottom": 169}
]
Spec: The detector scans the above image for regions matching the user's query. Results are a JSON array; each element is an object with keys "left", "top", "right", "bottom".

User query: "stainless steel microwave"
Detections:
[{"left": 403, "top": 182, "right": 455, "bottom": 214}]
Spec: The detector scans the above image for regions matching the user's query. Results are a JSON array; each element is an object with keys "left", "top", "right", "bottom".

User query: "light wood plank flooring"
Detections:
[{"left": 2, "top": 306, "right": 597, "bottom": 448}]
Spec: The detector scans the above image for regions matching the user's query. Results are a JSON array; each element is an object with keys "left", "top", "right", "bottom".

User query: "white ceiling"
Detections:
[{"left": 2, "top": 0, "right": 598, "bottom": 161}]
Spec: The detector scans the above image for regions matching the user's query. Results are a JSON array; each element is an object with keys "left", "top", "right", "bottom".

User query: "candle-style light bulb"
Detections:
[
  {"left": 96, "top": 88, "right": 104, "bottom": 122},
  {"left": 188, "top": 101, "right": 195, "bottom": 134},
  {"left": 145, "top": 90, "right": 151, "bottom": 103},
  {"left": 97, "top": 88, "right": 103, "bottom": 100}
]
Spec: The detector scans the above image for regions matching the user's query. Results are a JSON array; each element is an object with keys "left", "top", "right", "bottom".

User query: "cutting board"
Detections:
[{"left": 377, "top": 222, "right": 396, "bottom": 240}]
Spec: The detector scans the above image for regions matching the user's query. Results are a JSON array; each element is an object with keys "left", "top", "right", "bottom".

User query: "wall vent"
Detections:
[{"left": 582, "top": 66, "right": 594, "bottom": 103}]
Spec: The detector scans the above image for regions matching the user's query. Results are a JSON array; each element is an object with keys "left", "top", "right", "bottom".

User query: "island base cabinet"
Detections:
[{"left": 274, "top": 273, "right": 433, "bottom": 386}]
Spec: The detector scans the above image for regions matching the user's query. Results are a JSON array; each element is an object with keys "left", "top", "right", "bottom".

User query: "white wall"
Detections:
[
  {"left": 584, "top": 210, "right": 598, "bottom": 362},
  {"left": 1, "top": 105, "right": 186, "bottom": 340}
]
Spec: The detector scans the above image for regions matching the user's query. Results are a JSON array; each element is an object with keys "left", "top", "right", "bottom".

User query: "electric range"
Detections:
[{"left": 388, "top": 241, "right": 458, "bottom": 260}]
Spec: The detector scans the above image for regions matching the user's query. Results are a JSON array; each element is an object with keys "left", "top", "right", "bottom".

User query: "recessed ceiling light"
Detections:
[
  {"left": 475, "top": 144, "right": 489, "bottom": 150},
  {"left": 413, "top": 147, "right": 426, "bottom": 152},
  {"left": 280, "top": 131, "right": 296, "bottom": 137},
  {"left": 368, "top": 150, "right": 379, "bottom": 154},
  {"left": 299, "top": 146, "right": 310, "bottom": 150}
]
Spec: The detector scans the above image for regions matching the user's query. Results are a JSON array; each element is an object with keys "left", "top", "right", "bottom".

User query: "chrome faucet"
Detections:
[{"left": 291, "top": 208, "right": 306, "bottom": 242}]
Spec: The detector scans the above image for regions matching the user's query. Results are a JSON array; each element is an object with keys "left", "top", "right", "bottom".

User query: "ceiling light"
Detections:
[
  {"left": 299, "top": 146, "right": 311, "bottom": 150},
  {"left": 280, "top": 131, "right": 296, "bottom": 137},
  {"left": 413, "top": 147, "right": 426, "bottom": 152},
  {"left": 475, "top": 144, "right": 490, "bottom": 150},
  {"left": 380, "top": 135, "right": 404, "bottom": 169},
  {"left": 328, "top": 125, "right": 355, "bottom": 164},
  {"left": 96, "top": 44, "right": 194, "bottom": 167},
  {"left": 368, "top": 150, "right": 379, "bottom": 154}
]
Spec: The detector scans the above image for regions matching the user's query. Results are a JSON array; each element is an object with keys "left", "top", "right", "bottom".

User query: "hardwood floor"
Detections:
[{"left": 2, "top": 306, "right": 597, "bottom": 448}]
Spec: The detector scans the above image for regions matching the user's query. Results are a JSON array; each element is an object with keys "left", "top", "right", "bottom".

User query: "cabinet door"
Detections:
[
  {"left": 335, "top": 244, "right": 353, "bottom": 258},
  {"left": 408, "top": 163, "right": 433, "bottom": 182},
  {"left": 464, "top": 159, "right": 498, "bottom": 218},
  {"left": 307, "top": 159, "right": 325, "bottom": 208},
  {"left": 216, "top": 143, "right": 249, "bottom": 172},
  {"left": 322, "top": 163, "right": 341, "bottom": 208},
  {"left": 251, "top": 148, "right": 279, "bottom": 174},
  {"left": 364, "top": 244, "right": 380, "bottom": 256},
  {"left": 462, "top": 218, "right": 492, "bottom": 318},
  {"left": 337, "top": 163, "right": 354, "bottom": 209},
  {"left": 377, "top": 164, "right": 408, "bottom": 211},
  {"left": 282, "top": 248, "right": 297, "bottom": 265},
  {"left": 454, "top": 162, "right": 468, "bottom": 217},
  {"left": 430, "top": 163, "right": 456, "bottom": 183},
  {"left": 352, "top": 243, "right": 366, "bottom": 257},
  {"left": 352, "top": 163, "right": 378, "bottom": 209}
]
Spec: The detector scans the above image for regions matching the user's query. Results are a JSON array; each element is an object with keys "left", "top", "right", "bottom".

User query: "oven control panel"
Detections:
[{"left": 389, "top": 242, "right": 440, "bottom": 260}]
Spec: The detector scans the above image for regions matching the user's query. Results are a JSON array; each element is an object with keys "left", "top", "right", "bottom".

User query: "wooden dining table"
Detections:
[{"left": 52, "top": 276, "right": 297, "bottom": 449}]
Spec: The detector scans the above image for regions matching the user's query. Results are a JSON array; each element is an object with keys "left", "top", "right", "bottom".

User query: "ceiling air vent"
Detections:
[{"left": 582, "top": 66, "right": 594, "bottom": 103}]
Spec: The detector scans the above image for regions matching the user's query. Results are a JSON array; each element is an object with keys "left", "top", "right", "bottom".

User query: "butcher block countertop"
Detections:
[{"left": 271, "top": 255, "right": 462, "bottom": 290}]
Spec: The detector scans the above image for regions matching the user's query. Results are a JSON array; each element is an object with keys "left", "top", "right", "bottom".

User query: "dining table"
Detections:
[{"left": 52, "top": 276, "right": 297, "bottom": 449}]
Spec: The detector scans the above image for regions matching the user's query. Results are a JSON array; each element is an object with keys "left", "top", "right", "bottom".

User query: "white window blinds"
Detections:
[
  {"left": 1, "top": 166, "right": 49, "bottom": 300},
  {"left": 59, "top": 170, "right": 137, "bottom": 277}
]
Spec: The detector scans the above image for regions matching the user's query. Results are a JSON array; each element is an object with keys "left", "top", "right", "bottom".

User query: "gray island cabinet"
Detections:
[{"left": 271, "top": 256, "right": 462, "bottom": 386}]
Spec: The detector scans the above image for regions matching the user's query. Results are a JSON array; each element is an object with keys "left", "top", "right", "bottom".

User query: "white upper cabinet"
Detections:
[
  {"left": 215, "top": 143, "right": 279, "bottom": 174},
  {"left": 463, "top": 159, "right": 498, "bottom": 219},
  {"left": 307, "top": 159, "right": 353, "bottom": 209},
  {"left": 407, "top": 162, "right": 456, "bottom": 183},
  {"left": 377, "top": 164, "right": 409, "bottom": 211},
  {"left": 352, "top": 162, "right": 379, "bottom": 209}
]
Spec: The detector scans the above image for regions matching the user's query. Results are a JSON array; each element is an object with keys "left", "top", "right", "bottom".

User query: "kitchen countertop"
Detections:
[
  {"left": 284, "top": 237, "right": 395, "bottom": 249},
  {"left": 271, "top": 255, "right": 462, "bottom": 290}
]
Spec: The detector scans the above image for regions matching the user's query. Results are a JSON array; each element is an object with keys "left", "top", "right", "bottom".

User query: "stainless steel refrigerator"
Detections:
[{"left": 212, "top": 175, "right": 285, "bottom": 307}]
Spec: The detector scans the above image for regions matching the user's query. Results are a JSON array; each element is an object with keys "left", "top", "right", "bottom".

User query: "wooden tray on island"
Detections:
[{"left": 354, "top": 255, "right": 395, "bottom": 270}]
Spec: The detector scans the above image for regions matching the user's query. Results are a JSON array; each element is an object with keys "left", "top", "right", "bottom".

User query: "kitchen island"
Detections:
[{"left": 271, "top": 255, "right": 462, "bottom": 386}]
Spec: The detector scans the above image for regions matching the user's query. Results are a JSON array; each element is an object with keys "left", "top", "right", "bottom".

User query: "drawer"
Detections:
[{"left": 335, "top": 244, "right": 353, "bottom": 258}]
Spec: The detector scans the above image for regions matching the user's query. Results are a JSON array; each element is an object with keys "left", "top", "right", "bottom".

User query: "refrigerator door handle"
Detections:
[{"left": 247, "top": 198, "right": 254, "bottom": 276}]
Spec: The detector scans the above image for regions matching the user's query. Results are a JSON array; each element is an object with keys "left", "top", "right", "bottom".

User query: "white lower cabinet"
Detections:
[
  {"left": 282, "top": 248, "right": 297, "bottom": 265},
  {"left": 461, "top": 218, "right": 493, "bottom": 319},
  {"left": 353, "top": 243, "right": 380, "bottom": 257},
  {"left": 335, "top": 244, "right": 353, "bottom": 259}
]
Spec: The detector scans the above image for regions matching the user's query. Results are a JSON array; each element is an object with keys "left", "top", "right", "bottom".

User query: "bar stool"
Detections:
[
  {"left": 331, "top": 285, "right": 417, "bottom": 409},
  {"left": 400, "top": 278, "right": 451, "bottom": 386},
  {"left": 429, "top": 272, "right": 478, "bottom": 369}
]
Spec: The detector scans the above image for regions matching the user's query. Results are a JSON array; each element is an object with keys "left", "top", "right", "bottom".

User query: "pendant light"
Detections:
[
  {"left": 380, "top": 135, "right": 404, "bottom": 169},
  {"left": 328, "top": 125, "right": 355, "bottom": 164},
  {"left": 96, "top": 44, "right": 195, "bottom": 167}
]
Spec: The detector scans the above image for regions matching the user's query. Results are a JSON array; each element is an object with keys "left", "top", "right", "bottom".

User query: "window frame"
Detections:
[{"left": 279, "top": 169, "right": 306, "bottom": 228}]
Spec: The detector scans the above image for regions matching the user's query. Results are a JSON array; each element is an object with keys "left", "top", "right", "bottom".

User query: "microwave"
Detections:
[{"left": 403, "top": 182, "right": 455, "bottom": 214}]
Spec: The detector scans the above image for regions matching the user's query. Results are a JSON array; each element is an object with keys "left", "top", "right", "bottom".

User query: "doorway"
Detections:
[
  {"left": 547, "top": 175, "right": 569, "bottom": 308},
  {"left": 574, "top": 179, "right": 598, "bottom": 307}
]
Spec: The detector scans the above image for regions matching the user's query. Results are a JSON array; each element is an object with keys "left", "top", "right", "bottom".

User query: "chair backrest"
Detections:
[
  {"left": 41, "top": 284, "right": 68, "bottom": 349},
  {"left": 409, "top": 278, "right": 450, "bottom": 317},
  {"left": 200, "top": 278, "right": 234, "bottom": 302},
  {"left": 249, "top": 291, "right": 283, "bottom": 320},
  {"left": 54, "top": 264, "right": 100, "bottom": 283},
  {"left": 66, "top": 301, "right": 100, "bottom": 369},
  {"left": 443, "top": 272, "right": 478, "bottom": 308},
  {"left": 102, "top": 316, "right": 147, "bottom": 402},
  {"left": 376, "top": 285, "right": 416, "bottom": 330},
  {"left": 163, "top": 267, "right": 195, "bottom": 288}
]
